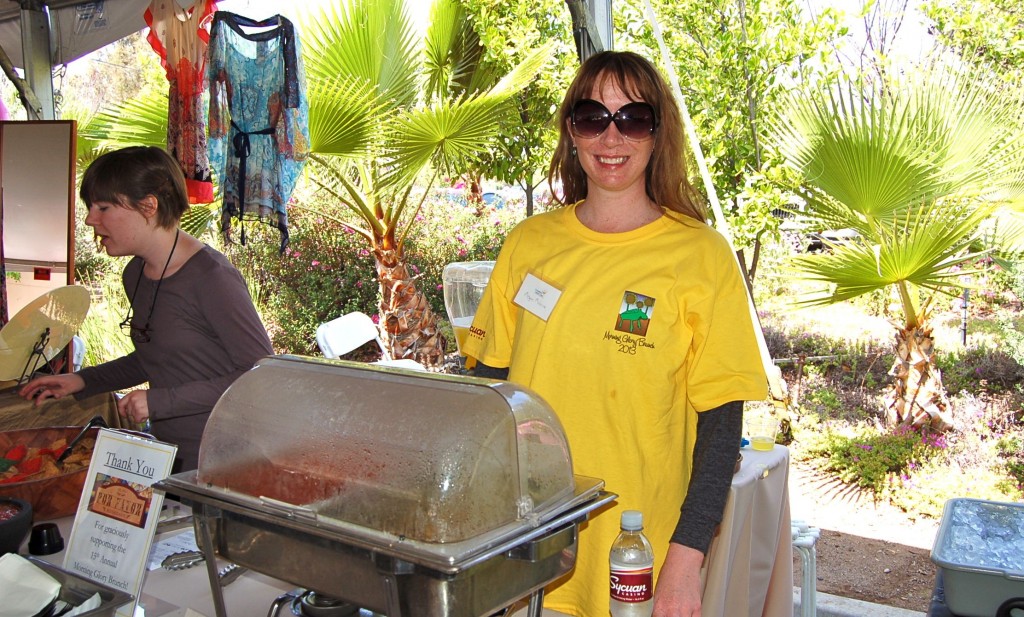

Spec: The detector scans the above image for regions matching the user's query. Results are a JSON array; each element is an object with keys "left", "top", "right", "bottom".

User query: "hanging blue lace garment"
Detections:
[{"left": 207, "top": 11, "right": 309, "bottom": 252}]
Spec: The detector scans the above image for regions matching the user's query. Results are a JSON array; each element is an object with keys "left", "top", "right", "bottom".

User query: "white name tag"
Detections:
[{"left": 514, "top": 272, "right": 562, "bottom": 321}]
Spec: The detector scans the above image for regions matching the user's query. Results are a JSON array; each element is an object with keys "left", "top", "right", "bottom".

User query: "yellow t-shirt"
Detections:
[{"left": 462, "top": 203, "right": 768, "bottom": 617}]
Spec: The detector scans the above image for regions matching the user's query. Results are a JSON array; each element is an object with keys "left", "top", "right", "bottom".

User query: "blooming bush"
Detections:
[
  {"left": 231, "top": 194, "right": 523, "bottom": 355},
  {"left": 800, "top": 421, "right": 947, "bottom": 495},
  {"left": 227, "top": 213, "right": 380, "bottom": 356},
  {"left": 402, "top": 197, "right": 521, "bottom": 317}
]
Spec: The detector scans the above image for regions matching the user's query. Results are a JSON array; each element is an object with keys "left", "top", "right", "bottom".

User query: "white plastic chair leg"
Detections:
[{"left": 792, "top": 519, "right": 821, "bottom": 617}]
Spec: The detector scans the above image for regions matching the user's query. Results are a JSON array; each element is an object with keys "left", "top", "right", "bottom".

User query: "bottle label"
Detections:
[{"left": 610, "top": 565, "right": 654, "bottom": 602}]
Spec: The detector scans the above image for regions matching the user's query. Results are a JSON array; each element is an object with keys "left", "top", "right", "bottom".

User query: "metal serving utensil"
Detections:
[
  {"left": 218, "top": 563, "right": 247, "bottom": 587},
  {"left": 161, "top": 550, "right": 205, "bottom": 570},
  {"left": 56, "top": 415, "right": 106, "bottom": 463}
]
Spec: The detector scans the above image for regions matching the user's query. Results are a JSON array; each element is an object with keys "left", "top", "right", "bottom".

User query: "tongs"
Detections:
[{"left": 57, "top": 415, "right": 107, "bottom": 463}]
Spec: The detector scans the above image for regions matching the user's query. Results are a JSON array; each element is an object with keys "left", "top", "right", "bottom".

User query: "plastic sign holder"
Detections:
[{"left": 62, "top": 428, "right": 177, "bottom": 617}]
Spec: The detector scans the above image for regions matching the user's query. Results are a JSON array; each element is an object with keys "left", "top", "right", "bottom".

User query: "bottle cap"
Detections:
[{"left": 620, "top": 510, "right": 643, "bottom": 531}]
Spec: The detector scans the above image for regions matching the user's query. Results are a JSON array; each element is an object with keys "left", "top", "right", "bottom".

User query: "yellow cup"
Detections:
[{"left": 746, "top": 415, "right": 779, "bottom": 451}]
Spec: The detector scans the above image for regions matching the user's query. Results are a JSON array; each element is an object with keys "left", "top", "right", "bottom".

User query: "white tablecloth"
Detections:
[{"left": 700, "top": 444, "right": 793, "bottom": 617}]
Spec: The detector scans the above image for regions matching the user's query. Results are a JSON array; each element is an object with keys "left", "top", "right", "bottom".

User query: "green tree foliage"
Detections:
[
  {"left": 58, "top": 32, "right": 167, "bottom": 119},
  {"left": 923, "top": 0, "right": 1024, "bottom": 86},
  {"left": 615, "top": 0, "right": 843, "bottom": 282},
  {"left": 458, "top": 0, "right": 578, "bottom": 216}
]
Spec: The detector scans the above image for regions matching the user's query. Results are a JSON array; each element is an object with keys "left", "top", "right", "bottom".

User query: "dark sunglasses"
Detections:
[
  {"left": 119, "top": 314, "right": 152, "bottom": 344},
  {"left": 570, "top": 99, "right": 657, "bottom": 141}
]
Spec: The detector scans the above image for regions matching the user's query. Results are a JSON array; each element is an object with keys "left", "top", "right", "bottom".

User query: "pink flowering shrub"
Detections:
[
  {"left": 226, "top": 212, "right": 379, "bottom": 355},
  {"left": 228, "top": 195, "right": 522, "bottom": 355},
  {"left": 803, "top": 422, "right": 947, "bottom": 494},
  {"left": 403, "top": 198, "right": 521, "bottom": 317}
]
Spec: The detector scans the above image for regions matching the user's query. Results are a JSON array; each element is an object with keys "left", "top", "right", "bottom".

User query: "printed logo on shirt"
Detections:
[
  {"left": 614, "top": 291, "right": 654, "bottom": 336},
  {"left": 604, "top": 291, "right": 656, "bottom": 355}
]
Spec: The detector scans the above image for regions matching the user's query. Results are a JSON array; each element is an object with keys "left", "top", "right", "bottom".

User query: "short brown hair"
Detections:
[
  {"left": 548, "top": 51, "right": 706, "bottom": 223},
  {"left": 80, "top": 146, "right": 189, "bottom": 228}
]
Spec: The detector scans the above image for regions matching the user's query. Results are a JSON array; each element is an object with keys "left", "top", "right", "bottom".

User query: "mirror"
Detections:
[{"left": 0, "top": 120, "right": 77, "bottom": 318}]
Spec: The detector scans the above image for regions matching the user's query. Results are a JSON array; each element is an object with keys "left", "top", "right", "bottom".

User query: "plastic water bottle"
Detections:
[{"left": 609, "top": 510, "right": 654, "bottom": 617}]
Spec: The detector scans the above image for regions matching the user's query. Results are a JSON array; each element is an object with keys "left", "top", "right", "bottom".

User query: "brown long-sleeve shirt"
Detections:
[{"left": 77, "top": 245, "right": 273, "bottom": 471}]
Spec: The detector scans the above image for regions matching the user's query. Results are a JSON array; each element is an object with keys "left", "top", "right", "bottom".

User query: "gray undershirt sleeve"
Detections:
[
  {"left": 671, "top": 400, "right": 744, "bottom": 553},
  {"left": 471, "top": 361, "right": 510, "bottom": 380}
]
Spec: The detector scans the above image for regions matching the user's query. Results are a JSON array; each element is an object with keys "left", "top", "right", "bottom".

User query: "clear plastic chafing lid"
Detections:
[{"left": 195, "top": 355, "right": 576, "bottom": 544}]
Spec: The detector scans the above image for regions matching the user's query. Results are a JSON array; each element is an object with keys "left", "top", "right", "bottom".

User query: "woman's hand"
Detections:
[
  {"left": 18, "top": 374, "right": 86, "bottom": 405},
  {"left": 652, "top": 543, "right": 705, "bottom": 617},
  {"left": 117, "top": 389, "right": 151, "bottom": 426}
]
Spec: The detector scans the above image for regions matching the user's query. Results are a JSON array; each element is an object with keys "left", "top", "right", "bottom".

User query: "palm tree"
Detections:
[
  {"left": 82, "top": 0, "right": 552, "bottom": 366},
  {"left": 294, "top": 0, "right": 550, "bottom": 366},
  {"left": 771, "top": 61, "right": 1024, "bottom": 431}
]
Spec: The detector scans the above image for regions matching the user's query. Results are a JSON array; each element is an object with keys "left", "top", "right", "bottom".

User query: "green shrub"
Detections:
[
  {"left": 884, "top": 455, "right": 1023, "bottom": 518},
  {"left": 226, "top": 196, "right": 523, "bottom": 356},
  {"left": 804, "top": 386, "right": 843, "bottom": 414},
  {"left": 803, "top": 423, "right": 947, "bottom": 495},
  {"left": 403, "top": 199, "right": 521, "bottom": 318},
  {"left": 996, "top": 432, "right": 1024, "bottom": 492},
  {"left": 995, "top": 260, "right": 1024, "bottom": 365},
  {"left": 937, "top": 345, "right": 1024, "bottom": 395},
  {"left": 227, "top": 214, "right": 380, "bottom": 356},
  {"left": 884, "top": 442, "right": 1024, "bottom": 518},
  {"left": 78, "top": 266, "right": 133, "bottom": 368},
  {"left": 73, "top": 206, "right": 118, "bottom": 282}
]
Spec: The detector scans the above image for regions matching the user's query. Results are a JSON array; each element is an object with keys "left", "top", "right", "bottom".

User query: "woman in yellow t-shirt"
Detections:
[{"left": 462, "top": 51, "right": 767, "bottom": 617}]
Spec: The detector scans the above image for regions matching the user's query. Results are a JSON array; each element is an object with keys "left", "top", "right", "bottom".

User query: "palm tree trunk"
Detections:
[
  {"left": 883, "top": 324, "right": 953, "bottom": 431},
  {"left": 374, "top": 248, "right": 446, "bottom": 367}
]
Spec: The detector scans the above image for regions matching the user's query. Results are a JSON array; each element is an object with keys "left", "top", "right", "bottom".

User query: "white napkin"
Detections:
[{"left": 0, "top": 553, "right": 61, "bottom": 617}]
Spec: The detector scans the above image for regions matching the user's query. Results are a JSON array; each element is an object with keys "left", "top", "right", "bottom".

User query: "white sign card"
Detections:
[{"left": 62, "top": 428, "right": 177, "bottom": 617}]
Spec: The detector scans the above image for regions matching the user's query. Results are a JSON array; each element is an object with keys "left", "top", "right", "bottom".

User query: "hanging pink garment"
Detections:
[
  {"left": 145, "top": 0, "right": 217, "bottom": 203},
  {"left": 0, "top": 97, "right": 9, "bottom": 121}
]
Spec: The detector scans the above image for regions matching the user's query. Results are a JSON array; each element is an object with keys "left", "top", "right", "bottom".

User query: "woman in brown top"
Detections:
[{"left": 20, "top": 146, "right": 273, "bottom": 472}]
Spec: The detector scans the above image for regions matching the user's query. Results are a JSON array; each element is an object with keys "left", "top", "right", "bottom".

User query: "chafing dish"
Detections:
[{"left": 157, "top": 355, "right": 614, "bottom": 617}]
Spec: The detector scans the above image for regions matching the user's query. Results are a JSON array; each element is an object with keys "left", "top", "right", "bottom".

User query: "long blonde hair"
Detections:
[{"left": 548, "top": 51, "right": 706, "bottom": 223}]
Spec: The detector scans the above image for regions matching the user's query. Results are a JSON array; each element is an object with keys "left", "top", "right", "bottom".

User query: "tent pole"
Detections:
[
  {"left": 641, "top": 0, "right": 789, "bottom": 405},
  {"left": 564, "top": 0, "right": 612, "bottom": 62},
  {"left": 18, "top": 0, "right": 55, "bottom": 120}
]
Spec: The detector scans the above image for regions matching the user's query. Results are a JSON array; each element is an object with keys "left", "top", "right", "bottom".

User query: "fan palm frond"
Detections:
[
  {"left": 774, "top": 64, "right": 1024, "bottom": 230},
  {"left": 299, "top": 0, "right": 418, "bottom": 109},
  {"left": 81, "top": 89, "right": 168, "bottom": 150},
  {"left": 790, "top": 202, "right": 991, "bottom": 313},
  {"left": 307, "top": 75, "right": 389, "bottom": 156}
]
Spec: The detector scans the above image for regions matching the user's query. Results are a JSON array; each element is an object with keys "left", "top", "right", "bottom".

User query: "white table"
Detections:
[
  {"left": 700, "top": 444, "right": 793, "bottom": 617},
  {"left": 26, "top": 447, "right": 791, "bottom": 617}
]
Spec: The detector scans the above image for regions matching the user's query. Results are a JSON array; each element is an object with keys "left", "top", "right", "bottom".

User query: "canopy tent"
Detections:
[
  {"left": 0, "top": 0, "right": 149, "bottom": 69},
  {"left": 0, "top": 0, "right": 611, "bottom": 120},
  {"left": 0, "top": 0, "right": 151, "bottom": 119}
]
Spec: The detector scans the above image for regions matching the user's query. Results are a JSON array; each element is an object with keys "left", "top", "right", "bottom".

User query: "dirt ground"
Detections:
[
  {"left": 803, "top": 529, "right": 937, "bottom": 611},
  {"left": 788, "top": 460, "right": 941, "bottom": 613}
]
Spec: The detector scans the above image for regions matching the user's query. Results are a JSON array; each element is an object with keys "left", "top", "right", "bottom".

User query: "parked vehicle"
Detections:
[{"left": 804, "top": 228, "right": 859, "bottom": 252}]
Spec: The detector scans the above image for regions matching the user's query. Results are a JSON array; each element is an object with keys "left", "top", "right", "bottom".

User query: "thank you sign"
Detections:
[{"left": 63, "top": 428, "right": 177, "bottom": 617}]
